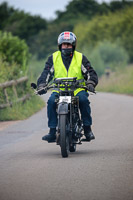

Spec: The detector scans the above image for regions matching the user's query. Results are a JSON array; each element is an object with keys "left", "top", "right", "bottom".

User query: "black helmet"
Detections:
[{"left": 58, "top": 31, "right": 77, "bottom": 50}]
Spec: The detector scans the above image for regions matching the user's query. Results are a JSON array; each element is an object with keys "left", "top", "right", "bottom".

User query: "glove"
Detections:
[
  {"left": 37, "top": 83, "right": 47, "bottom": 95},
  {"left": 86, "top": 83, "right": 95, "bottom": 93}
]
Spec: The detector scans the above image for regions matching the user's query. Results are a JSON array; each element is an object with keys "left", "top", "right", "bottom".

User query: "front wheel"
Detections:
[{"left": 60, "top": 114, "right": 69, "bottom": 158}]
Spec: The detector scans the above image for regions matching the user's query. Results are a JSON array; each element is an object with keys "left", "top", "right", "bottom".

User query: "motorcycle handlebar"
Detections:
[
  {"left": 31, "top": 80, "right": 96, "bottom": 95},
  {"left": 36, "top": 85, "right": 95, "bottom": 95}
]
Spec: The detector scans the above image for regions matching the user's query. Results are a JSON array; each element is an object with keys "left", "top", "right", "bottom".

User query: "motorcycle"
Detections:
[{"left": 31, "top": 77, "right": 95, "bottom": 158}]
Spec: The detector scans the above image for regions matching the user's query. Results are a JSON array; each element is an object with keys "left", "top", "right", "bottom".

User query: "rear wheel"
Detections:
[
  {"left": 69, "top": 143, "right": 76, "bottom": 152},
  {"left": 60, "top": 114, "right": 69, "bottom": 158}
]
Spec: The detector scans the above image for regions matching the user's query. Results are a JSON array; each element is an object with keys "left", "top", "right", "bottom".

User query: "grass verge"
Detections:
[
  {"left": 97, "top": 65, "right": 133, "bottom": 95},
  {"left": 0, "top": 95, "right": 44, "bottom": 121}
]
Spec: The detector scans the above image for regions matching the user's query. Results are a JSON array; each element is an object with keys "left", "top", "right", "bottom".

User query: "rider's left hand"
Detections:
[{"left": 86, "top": 83, "right": 95, "bottom": 93}]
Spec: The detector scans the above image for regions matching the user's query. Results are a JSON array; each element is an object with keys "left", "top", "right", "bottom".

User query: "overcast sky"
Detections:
[{"left": 0, "top": 0, "right": 112, "bottom": 20}]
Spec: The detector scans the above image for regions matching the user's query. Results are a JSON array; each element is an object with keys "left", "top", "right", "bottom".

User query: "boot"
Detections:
[
  {"left": 42, "top": 128, "right": 56, "bottom": 142},
  {"left": 83, "top": 125, "right": 95, "bottom": 142}
]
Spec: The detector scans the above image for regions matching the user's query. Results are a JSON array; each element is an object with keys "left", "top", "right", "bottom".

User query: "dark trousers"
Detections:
[{"left": 47, "top": 91, "right": 92, "bottom": 128}]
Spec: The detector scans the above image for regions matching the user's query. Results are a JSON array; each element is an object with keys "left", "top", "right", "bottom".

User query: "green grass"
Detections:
[
  {"left": 0, "top": 95, "right": 44, "bottom": 121},
  {"left": 28, "top": 56, "right": 46, "bottom": 82},
  {"left": 97, "top": 65, "right": 133, "bottom": 95}
]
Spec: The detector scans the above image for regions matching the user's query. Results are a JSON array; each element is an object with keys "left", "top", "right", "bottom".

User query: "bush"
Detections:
[
  {"left": 0, "top": 56, "right": 19, "bottom": 82},
  {"left": 0, "top": 31, "right": 30, "bottom": 108},
  {"left": 0, "top": 32, "right": 45, "bottom": 121},
  {"left": 82, "top": 41, "right": 129, "bottom": 76},
  {"left": 0, "top": 31, "right": 30, "bottom": 75}
]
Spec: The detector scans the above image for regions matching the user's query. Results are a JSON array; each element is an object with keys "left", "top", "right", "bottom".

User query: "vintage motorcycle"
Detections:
[{"left": 31, "top": 77, "right": 95, "bottom": 158}]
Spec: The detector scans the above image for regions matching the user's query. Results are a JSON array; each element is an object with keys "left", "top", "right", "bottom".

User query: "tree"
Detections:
[
  {"left": 0, "top": 2, "right": 15, "bottom": 29},
  {"left": 74, "top": 6, "right": 133, "bottom": 62},
  {"left": 4, "top": 11, "right": 48, "bottom": 45}
]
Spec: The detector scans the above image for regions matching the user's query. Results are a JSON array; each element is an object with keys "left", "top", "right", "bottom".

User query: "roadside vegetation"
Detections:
[
  {"left": 0, "top": 95, "right": 44, "bottom": 121},
  {"left": 0, "top": 0, "right": 133, "bottom": 121},
  {"left": 28, "top": 57, "right": 46, "bottom": 83},
  {"left": 97, "top": 65, "right": 133, "bottom": 95},
  {"left": 0, "top": 32, "right": 44, "bottom": 121}
]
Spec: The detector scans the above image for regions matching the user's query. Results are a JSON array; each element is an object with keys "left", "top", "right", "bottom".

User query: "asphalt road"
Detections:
[{"left": 0, "top": 92, "right": 133, "bottom": 200}]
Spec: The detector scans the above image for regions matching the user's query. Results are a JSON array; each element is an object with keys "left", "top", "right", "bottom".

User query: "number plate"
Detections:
[{"left": 59, "top": 96, "right": 71, "bottom": 103}]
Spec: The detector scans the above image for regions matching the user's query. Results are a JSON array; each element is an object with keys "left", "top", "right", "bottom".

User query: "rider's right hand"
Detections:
[{"left": 37, "top": 83, "right": 47, "bottom": 95}]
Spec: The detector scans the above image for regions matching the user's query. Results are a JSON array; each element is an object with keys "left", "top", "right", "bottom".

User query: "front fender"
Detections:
[{"left": 57, "top": 103, "right": 69, "bottom": 115}]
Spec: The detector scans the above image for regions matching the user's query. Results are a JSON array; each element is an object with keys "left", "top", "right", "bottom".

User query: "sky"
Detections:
[{"left": 0, "top": 0, "right": 112, "bottom": 20}]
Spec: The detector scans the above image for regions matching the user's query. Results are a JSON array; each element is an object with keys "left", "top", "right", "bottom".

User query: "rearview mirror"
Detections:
[{"left": 31, "top": 83, "right": 37, "bottom": 89}]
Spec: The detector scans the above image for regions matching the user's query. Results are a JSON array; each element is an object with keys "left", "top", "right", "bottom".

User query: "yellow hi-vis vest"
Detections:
[{"left": 53, "top": 50, "right": 85, "bottom": 96}]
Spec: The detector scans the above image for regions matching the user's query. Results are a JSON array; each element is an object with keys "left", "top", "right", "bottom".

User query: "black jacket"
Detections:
[{"left": 37, "top": 52, "right": 98, "bottom": 87}]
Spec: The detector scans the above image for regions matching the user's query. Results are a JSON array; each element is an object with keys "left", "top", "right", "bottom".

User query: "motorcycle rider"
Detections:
[{"left": 37, "top": 31, "right": 98, "bottom": 143}]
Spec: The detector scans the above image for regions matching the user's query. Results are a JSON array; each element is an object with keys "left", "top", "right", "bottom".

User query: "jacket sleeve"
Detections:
[
  {"left": 81, "top": 55, "right": 98, "bottom": 87},
  {"left": 37, "top": 55, "right": 54, "bottom": 86}
]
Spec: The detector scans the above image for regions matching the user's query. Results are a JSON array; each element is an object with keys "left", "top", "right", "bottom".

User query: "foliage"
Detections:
[
  {"left": 0, "top": 56, "right": 18, "bottom": 82},
  {"left": 28, "top": 56, "right": 46, "bottom": 82},
  {"left": 55, "top": 0, "right": 133, "bottom": 24},
  {"left": 0, "top": 95, "right": 44, "bottom": 121},
  {"left": 82, "top": 41, "right": 129, "bottom": 76},
  {"left": 0, "top": 31, "right": 30, "bottom": 112},
  {"left": 0, "top": 31, "right": 30, "bottom": 74},
  {"left": 83, "top": 46, "right": 105, "bottom": 76},
  {"left": 0, "top": 57, "right": 30, "bottom": 105},
  {"left": 74, "top": 6, "right": 133, "bottom": 62},
  {"left": 0, "top": 2, "right": 15, "bottom": 29},
  {"left": 0, "top": 2, "right": 47, "bottom": 46},
  {"left": 96, "top": 41, "right": 129, "bottom": 71},
  {"left": 97, "top": 65, "right": 133, "bottom": 95},
  {"left": 55, "top": 0, "right": 100, "bottom": 24}
]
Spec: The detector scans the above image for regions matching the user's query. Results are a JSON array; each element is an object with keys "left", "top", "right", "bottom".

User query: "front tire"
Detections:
[{"left": 60, "top": 114, "right": 69, "bottom": 158}]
